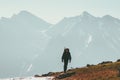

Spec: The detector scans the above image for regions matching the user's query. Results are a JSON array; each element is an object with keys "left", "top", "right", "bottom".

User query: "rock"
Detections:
[
  {"left": 98, "top": 61, "right": 112, "bottom": 65},
  {"left": 56, "top": 72, "right": 76, "bottom": 79},
  {"left": 117, "top": 59, "right": 120, "bottom": 62},
  {"left": 34, "top": 74, "right": 41, "bottom": 77},
  {"left": 42, "top": 72, "right": 55, "bottom": 77}
]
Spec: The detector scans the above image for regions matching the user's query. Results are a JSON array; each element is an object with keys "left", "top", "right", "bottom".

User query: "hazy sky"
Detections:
[{"left": 0, "top": 0, "right": 120, "bottom": 23}]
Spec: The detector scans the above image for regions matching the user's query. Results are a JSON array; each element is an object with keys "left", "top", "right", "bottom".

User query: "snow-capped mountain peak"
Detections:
[
  {"left": 81, "top": 11, "right": 95, "bottom": 19},
  {"left": 11, "top": 11, "right": 33, "bottom": 19},
  {"left": 18, "top": 10, "right": 32, "bottom": 15},
  {"left": 102, "top": 15, "right": 115, "bottom": 20},
  {"left": 82, "top": 11, "right": 91, "bottom": 16}
]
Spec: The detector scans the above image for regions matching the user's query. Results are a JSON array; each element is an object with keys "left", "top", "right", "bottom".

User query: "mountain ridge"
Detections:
[{"left": 1, "top": 11, "right": 120, "bottom": 24}]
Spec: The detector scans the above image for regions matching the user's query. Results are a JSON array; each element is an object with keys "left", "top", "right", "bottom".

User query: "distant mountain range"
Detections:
[{"left": 0, "top": 11, "right": 120, "bottom": 78}]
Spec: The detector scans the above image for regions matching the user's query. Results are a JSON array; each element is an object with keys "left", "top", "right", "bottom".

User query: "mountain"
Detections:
[
  {"left": 1, "top": 11, "right": 120, "bottom": 78},
  {"left": 37, "top": 11, "right": 120, "bottom": 74},
  {"left": 0, "top": 11, "right": 52, "bottom": 78}
]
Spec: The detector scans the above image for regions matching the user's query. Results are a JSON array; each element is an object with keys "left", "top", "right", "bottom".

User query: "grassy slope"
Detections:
[{"left": 53, "top": 62, "right": 120, "bottom": 80}]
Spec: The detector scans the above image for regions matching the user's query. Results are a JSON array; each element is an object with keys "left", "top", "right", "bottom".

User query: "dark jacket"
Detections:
[{"left": 62, "top": 52, "right": 71, "bottom": 62}]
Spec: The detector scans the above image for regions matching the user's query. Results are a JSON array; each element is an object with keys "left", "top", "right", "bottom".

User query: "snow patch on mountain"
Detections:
[
  {"left": 85, "top": 34, "right": 92, "bottom": 47},
  {"left": 27, "top": 64, "right": 33, "bottom": 72}
]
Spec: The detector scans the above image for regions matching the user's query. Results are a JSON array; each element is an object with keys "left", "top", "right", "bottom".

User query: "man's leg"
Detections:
[{"left": 64, "top": 60, "right": 68, "bottom": 73}]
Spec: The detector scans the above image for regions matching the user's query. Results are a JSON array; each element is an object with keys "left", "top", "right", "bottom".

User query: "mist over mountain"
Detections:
[{"left": 0, "top": 11, "right": 120, "bottom": 78}]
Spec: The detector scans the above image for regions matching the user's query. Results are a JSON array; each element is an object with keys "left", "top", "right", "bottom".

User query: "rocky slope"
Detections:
[{"left": 43, "top": 60, "right": 120, "bottom": 80}]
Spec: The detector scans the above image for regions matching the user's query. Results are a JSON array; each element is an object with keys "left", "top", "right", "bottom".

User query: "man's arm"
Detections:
[
  {"left": 69, "top": 53, "right": 71, "bottom": 62},
  {"left": 62, "top": 53, "right": 64, "bottom": 62}
]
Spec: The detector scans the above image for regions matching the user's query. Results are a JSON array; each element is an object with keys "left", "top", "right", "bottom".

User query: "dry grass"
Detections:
[
  {"left": 63, "top": 69, "right": 118, "bottom": 80},
  {"left": 54, "top": 62, "right": 120, "bottom": 80}
]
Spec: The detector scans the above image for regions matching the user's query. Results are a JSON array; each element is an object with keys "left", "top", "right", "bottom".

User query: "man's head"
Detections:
[{"left": 64, "top": 48, "right": 69, "bottom": 53}]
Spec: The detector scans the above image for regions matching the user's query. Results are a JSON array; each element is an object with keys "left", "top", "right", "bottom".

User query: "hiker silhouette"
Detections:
[{"left": 62, "top": 48, "right": 71, "bottom": 73}]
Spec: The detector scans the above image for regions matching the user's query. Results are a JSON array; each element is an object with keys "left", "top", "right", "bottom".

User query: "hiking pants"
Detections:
[{"left": 64, "top": 60, "right": 68, "bottom": 73}]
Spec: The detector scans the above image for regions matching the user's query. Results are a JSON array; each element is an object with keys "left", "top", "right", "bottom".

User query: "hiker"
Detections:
[{"left": 62, "top": 48, "right": 71, "bottom": 73}]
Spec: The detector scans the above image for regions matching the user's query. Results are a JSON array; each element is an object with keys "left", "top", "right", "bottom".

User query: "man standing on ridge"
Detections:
[{"left": 62, "top": 48, "right": 71, "bottom": 73}]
